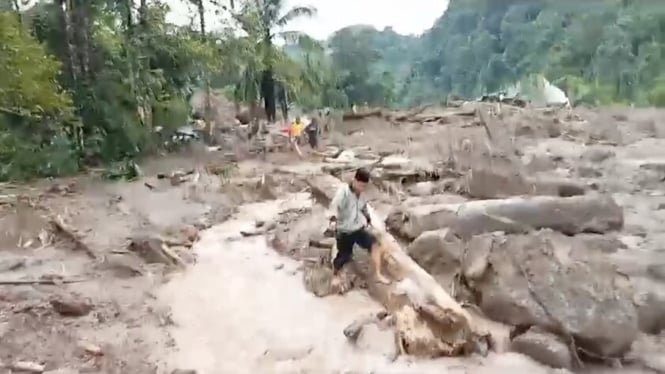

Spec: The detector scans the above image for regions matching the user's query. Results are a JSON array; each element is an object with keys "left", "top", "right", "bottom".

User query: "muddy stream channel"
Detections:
[{"left": 158, "top": 193, "right": 555, "bottom": 374}]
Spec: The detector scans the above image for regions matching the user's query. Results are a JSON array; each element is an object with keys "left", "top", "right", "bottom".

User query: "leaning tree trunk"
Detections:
[
  {"left": 139, "top": 0, "right": 148, "bottom": 28},
  {"left": 61, "top": 0, "right": 80, "bottom": 85},
  {"left": 11, "top": 0, "right": 21, "bottom": 24},
  {"left": 276, "top": 82, "right": 288, "bottom": 122},
  {"left": 194, "top": 0, "right": 214, "bottom": 144},
  {"left": 306, "top": 174, "right": 491, "bottom": 357},
  {"left": 261, "top": 66, "right": 276, "bottom": 123},
  {"left": 73, "top": 0, "right": 92, "bottom": 82},
  {"left": 261, "top": 30, "right": 277, "bottom": 122},
  {"left": 60, "top": 0, "right": 88, "bottom": 150}
]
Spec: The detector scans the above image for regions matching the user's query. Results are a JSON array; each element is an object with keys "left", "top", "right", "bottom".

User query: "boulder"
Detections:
[
  {"left": 480, "top": 231, "right": 638, "bottom": 357},
  {"left": 462, "top": 168, "right": 531, "bottom": 199},
  {"left": 50, "top": 296, "right": 93, "bottom": 317},
  {"left": 511, "top": 327, "right": 572, "bottom": 370},
  {"left": 634, "top": 289, "right": 665, "bottom": 334},
  {"left": 406, "top": 229, "right": 463, "bottom": 291},
  {"left": 406, "top": 181, "right": 442, "bottom": 196},
  {"left": 409, "top": 230, "right": 639, "bottom": 358},
  {"left": 302, "top": 262, "right": 335, "bottom": 297}
]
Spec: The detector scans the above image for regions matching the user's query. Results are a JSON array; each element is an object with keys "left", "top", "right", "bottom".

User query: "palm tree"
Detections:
[{"left": 250, "top": 0, "right": 316, "bottom": 122}]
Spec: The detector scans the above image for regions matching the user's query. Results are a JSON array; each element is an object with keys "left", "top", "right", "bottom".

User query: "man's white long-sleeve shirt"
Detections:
[{"left": 329, "top": 184, "right": 369, "bottom": 233}]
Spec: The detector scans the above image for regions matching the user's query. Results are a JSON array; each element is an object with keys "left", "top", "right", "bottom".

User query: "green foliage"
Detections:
[
  {"left": 0, "top": 12, "right": 72, "bottom": 119},
  {"left": 0, "top": 11, "right": 77, "bottom": 181},
  {"left": 327, "top": 26, "right": 407, "bottom": 108},
  {"left": 13, "top": 0, "right": 665, "bottom": 183},
  {"left": 396, "top": 0, "right": 665, "bottom": 107}
]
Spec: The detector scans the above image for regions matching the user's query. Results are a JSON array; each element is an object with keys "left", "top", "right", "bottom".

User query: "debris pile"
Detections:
[{"left": 267, "top": 103, "right": 665, "bottom": 371}]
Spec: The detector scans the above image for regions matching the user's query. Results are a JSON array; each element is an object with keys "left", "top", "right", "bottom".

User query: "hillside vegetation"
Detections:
[{"left": 3, "top": 0, "right": 665, "bottom": 180}]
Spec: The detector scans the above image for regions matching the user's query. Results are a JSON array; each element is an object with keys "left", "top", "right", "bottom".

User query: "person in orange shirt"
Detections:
[{"left": 290, "top": 116, "right": 304, "bottom": 144}]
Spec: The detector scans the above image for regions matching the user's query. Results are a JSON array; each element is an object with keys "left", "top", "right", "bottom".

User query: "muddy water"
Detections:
[{"left": 159, "top": 194, "right": 555, "bottom": 374}]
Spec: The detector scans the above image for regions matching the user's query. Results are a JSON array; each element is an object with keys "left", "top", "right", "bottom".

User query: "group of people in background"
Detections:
[{"left": 287, "top": 108, "right": 332, "bottom": 152}]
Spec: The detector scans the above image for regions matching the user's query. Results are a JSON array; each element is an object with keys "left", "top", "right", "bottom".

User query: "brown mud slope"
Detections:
[{"left": 2, "top": 103, "right": 665, "bottom": 373}]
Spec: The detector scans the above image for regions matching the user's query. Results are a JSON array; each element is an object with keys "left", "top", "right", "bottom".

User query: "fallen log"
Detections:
[
  {"left": 386, "top": 194, "right": 623, "bottom": 240},
  {"left": 306, "top": 174, "right": 490, "bottom": 357},
  {"left": 462, "top": 168, "right": 587, "bottom": 199},
  {"left": 390, "top": 104, "right": 432, "bottom": 121},
  {"left": 49, "top": 215, "right": 97, "bottom": 259},
  {"left": 342, "top": 110, "right": 383, "bottom": 121},
  {"left": 407, "top": 110, "right": 476, "bottom": 124},
  {"left": 0, "top": 278, "right": 88, "bottom": 286}
]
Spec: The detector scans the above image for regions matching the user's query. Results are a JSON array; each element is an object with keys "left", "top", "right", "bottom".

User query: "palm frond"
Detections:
[
  {"left": 276, "top": 6, "right": 316, "bottom": 27},
  {"left": 278, "top": 30, "right": 306, "bottom": 44}
]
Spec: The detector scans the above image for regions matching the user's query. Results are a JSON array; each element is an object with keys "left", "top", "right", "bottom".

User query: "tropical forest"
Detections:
[{"left": 2, "top": 0, "right": 665, "bottom": 180}]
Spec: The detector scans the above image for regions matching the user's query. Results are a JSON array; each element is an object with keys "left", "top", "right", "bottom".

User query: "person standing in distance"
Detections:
[
  {"left": 305, "top": 117, "right": 320, "bottom": 149},
  {"left": 328, "top": 168, "right": 390, "bottom": 288}
]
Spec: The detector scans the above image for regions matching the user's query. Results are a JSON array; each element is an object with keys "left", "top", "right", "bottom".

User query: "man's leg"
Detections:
[
  {"left": 309, "top": 133, "right": 317, "bottom": 149},
  {"left": 355, "top": 228, "right": 390, "bottom": 284},
  {"left": 332, "top": 232, "right": 353, "bottom": 275}
]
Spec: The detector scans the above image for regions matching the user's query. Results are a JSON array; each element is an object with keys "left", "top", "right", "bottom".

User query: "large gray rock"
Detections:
[
  {"left": 406, "top": 229, "right": 463, "bottom": 291},
  {"left": 386, "top": 194, "right": 623, "bottom": 240},
  {"left": 409, "top": 230, "right": 639, "bottom": 358},
  {"left": 511, "top": 327, "right": 573, "bottom": 370},
  {"left": 462, "top": 168, "right": 531, "bottom": 199},
  {"left": 633, "top": 286, "right": 665, "bottom": 335},
  {"left": 482, "top": 232, "right": 638, "bottom": 357}
]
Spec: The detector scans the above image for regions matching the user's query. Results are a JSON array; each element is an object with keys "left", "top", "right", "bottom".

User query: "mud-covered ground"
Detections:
[{"left": 1, "top": 103, "right": 665, "bottom": 373}]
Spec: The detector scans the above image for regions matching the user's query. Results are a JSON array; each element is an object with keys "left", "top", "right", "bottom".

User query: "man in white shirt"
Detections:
[{"left": 328, "top": 168, "right": 390, "bottom": 287}]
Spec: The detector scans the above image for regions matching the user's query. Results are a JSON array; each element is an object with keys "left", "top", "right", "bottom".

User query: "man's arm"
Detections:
[{"left": 361, "top": 201, "right": 372, "bottom": 226}]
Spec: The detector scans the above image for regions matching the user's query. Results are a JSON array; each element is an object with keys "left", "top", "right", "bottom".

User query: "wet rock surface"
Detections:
[
  {"left": 409, "top": 229, "right": 640, "bottom": 358},
  {"left": 511, "top": 327, "right": 573, "bottom": 370}
]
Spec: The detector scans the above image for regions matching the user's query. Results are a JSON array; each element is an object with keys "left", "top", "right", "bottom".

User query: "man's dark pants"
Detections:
[
  {"left": 307, "top": 130, "right": 318, "bottom": 148},
  {"left": 333, "top": 228, "right": 375, "bottom": 273}
]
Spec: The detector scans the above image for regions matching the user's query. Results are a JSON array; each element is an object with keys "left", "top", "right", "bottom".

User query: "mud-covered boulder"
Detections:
[
  {"left": 462, "top": 168, "right": 531, "bottom": 199},
  {"left": 511, "top": 327, "right": 572, "bottom": 370},
  {"left": 406, "top": 229, "right": 463, "bottom": 290},
  {"left": 634, "top": 286, "right": 665, "bottom": 335},
  {"left": 480, "top": 231, "right": 638, "bottom": 357},
  {"left": 302, "top": 262, "right": 335, "bottom": 297},
  {"left": 409, "top": 229, "right": 639, "bottom": 358},
  {"left": 406, "top": 181, "right": 445, "bottom": 196}
]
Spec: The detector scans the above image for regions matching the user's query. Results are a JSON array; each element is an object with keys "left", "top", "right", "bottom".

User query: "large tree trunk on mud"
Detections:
[
  {"left": 306, "top": 174, "right": 491, "bottom": 357},
  {"left": 385, "top": 194, "right": 624, "bottom": 240},
  {"left": 462, "top": 168, "right": 587, "bottom": 199}
]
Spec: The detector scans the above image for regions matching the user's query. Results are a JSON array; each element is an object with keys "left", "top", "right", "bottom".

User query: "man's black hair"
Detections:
[{"left": 354, "top": 168, "right": 370, "bottom": 183}]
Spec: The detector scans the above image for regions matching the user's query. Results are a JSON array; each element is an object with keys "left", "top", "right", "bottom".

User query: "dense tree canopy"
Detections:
[
  {"left": 0, "top": 0, "right": 350, "bottom": 180},
  {"left": 399, "top": 0, "right": 665, "bottom": 107}
]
